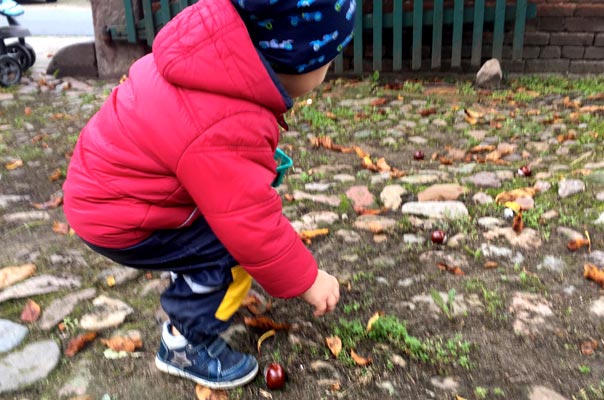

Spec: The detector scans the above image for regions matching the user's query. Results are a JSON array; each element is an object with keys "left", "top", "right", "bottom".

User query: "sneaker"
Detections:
[{"left": 155, "top": 322, "right": 258, "bottom": 389}]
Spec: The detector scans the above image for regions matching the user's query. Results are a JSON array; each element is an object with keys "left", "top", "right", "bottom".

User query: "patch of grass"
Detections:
[
  {"left": 511, "top": 75, "right": 604, "bottom": 96},
  {"left": 464, "top": 279, "right": 506, "bottom": 321},
  {"left": 579, "top": 365, "right": 592, "bottom": 375},
  {"left": 430, "top": 288, "right": 456, "bottom": 320},
  {"left": 474, "top": 386, "right": 489, "bottom": 399},
  {"left": 457, "top": 81, "right": 476, "bottom": 96},
  {"left": 402, "top": 81, "right": 424, "bottom": 94},
  {"left": 573, "top": 379, "right": 604, "bottom": 400}
]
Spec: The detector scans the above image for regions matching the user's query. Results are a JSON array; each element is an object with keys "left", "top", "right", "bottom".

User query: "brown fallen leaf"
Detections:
[
  {"left": 53, "top": 221, "right": 72, "bottom": 235},
  {"left": 65, "top": 332, "right": 98, "bottom": 357},
  {"left": 241, "top": 290, "right": 272, "bottom": 315},
  {"left": 100, "top": 331, "right": 143, "bottom": 352},
  {"left": 366, "top": 312, "right": 382, "bottom": 332},
  {"left": 437, "top": 262, "right": 464, "bottom": 276},
  {"left": 48, "top": 168, "right": 63, "bottom": 182},
  {"left": 568, "top": 238, "right": 591, "bottom": 252},
  {"left": 495, "top": 187, "right": 539, "bottom": 204},
  {"left": 371, "top": 98, "right": 388, "bottom": 106},
  {"left": 326, "top": 336, "right": 342, "bottom": 358},
  {"left": 257, "top": 329, "right": 276, "bottom": 354},
  {"left": 419, "top": 107, "right": 437, "bottom": 117},
  {"left": 469, "top": 144, "right": 496, "bottom": 153},
  {"left": 368, "top": 221, "right": 384, "bottom": 234},
  {"left": 0, "top": 263, "right": 36, "bottom": 290},
  {"left": 581, "top": 339, "right": 598, "bottom": 356},
  {"left": 195, "top": 385, "right": 228, "bottom": 400},
  {"left": 350, "top": 349, "right": 372, "bottom": 366},
  {"left": 584, "top": 263, "right": 604, "bottom": 287},
  {"left": 31, "top": 194, "right": 63, "bottom": 210},
  {"left": 483, "top": 261, "right": 498, "bottom": 269},
  {"left": 354, "top": 206, "right": 388, "bottom": 216},
  {"left": 512, "top": 212, "right": 524, "bottom": 233},
  {"left": 5, "top": 159, "right": 23, "bottom": 170},
  {"left": 243, "top": 316, "right": 291, "bottom": 331},
  {"left": 299, "top": 228, "right": 329, "bottom": 245},
  {"left": 20, "top": 299, "right": 41, "bottom": 323},
  {"left": 557, "top": 131, "right": 577, "bottom": 143}
]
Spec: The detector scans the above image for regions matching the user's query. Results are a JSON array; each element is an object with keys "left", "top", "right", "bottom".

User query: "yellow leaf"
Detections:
[
  {"left": 366, "top": 312, "right": 381, "bottom": 332},
  {"left": 326, "top": 336, "right": 342, "bottom": 358},
  {"left": 504, "top": 201, "right": 521, "bottom": 214},
  {"left": 106, "top": 275, "right": 116, "bottom": 287},
  {"left": 5, "top": 159, "right": 23, "bottom": 170},
  {"left": 350, "top": 349, "right": 372, "bottom": 366},
  {"left": 195, "top": 385, "right": 228, "bottom": 400},
  {"left": 257, "top": 329, "right": 276, "bottom": 354}
]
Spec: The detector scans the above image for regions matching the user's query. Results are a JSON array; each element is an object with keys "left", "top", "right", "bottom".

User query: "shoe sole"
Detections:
[{"left": 154, "top": 356, "right": 259, "bottom": 389}]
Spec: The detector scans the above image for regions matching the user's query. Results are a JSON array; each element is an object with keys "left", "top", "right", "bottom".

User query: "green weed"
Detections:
[{"left": 430, "top": 288, "right": 456, "bottom": 320}]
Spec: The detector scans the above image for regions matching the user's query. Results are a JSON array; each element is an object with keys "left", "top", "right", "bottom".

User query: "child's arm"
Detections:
[{"left": 299, "top": 270, "right": 340, "bottom": 316}]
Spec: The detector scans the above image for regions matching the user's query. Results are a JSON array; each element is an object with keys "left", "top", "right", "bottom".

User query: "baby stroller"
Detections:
[{"left": 0, "top": 0, "right": 35, "bottom": 86}]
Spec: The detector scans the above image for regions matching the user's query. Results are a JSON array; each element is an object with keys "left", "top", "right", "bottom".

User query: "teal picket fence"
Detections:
[{"left": 107, "top": 0, "right": 537, "bottom": 73}]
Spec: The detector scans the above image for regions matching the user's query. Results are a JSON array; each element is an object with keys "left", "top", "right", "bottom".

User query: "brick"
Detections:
[
  {"left": 524, "top": 31, "right": 551, "bottom": 46},
  {"left": 523, "top": 46, "right": 541, "bottom": 59},
  {"left": 539, "top": 46, "right": 562, "bottom": 58},
  {"left": 565, "top": 18, "right": 604, "bottom": 32},
  {"left": 537, "top": 3, "right": 576, "bottom": 17},
  {"left": 526, "top": 59, "right": 570, "bottom": 73},
  {"left": 550, "top": 32, "right": 594, "bottom": 46},
  {"left": 585, "top": 46, "right": 604, "bottom": 59},
  {"left": 500, "top": 60, "right": 526, "bottom": 74},
  {"left": 537, "top": 17, "right": 566, "bottom": 32},
  {"left": 575, "top": 4, "right": 604, "bottom": 17},
  {"left": 562, "top": 46, "right": 586, "bottom": 59},
  {"left": 570, "top": 60, "right": 604, "bottom": 74},
  {"left": 596, "top": 33, "right": 604, "bottom": 46}
]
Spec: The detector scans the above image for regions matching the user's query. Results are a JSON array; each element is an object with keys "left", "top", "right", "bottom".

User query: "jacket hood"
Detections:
[{"left": 152, "top": 0, "right": 288, "bottom": 114}]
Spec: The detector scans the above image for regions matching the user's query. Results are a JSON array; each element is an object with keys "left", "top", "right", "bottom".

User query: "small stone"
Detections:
[
  {"left": 472, "top": 192, "right": 493, "bottom": 204},
  {"left": 480, "top": 243, "right": 513, "bottom": 259},
  {"left": 461, "top": 171, "right": 501, "bottom": 188},
  {"left": 97, "top": 267, "right": 141, "bottom": 287},
  {"left": 534, "top": 180, "right": 551, "bottom": 193},
  {"left": 0, "top": 340, "right": 60, "bottom": 393},
  {"left": 380, "top": 185, "right": 407, "bottom": 210},
  {"left": 39, "top": 288, "right": 97, "bottom": 330},
  {"left": 3, "top": 211, "right": 50, "bottom": 223},
  {"left": 417, "top": 183, "right": 469, "bottom": 202},
  {"left": 399, "top": 174, "right": 440, "bottom": 185},
  {"left": 390, "top": 354, "right": 407, "bottom": 368},
  {"left": 430, "top": 376, "right": 459, "bottom": 392},
  {"left": 483, "top": 228, "right": 542, "bottom": 250},
  {"left": 540, "top": 210, "right": 559, "bottom": 222},
  {"left": 588, "top": 251, "right": 604, "bottom": 267},
  {"left": 0, "top": 320, "right": 28, "bottom": 353},
  {"left": 594, "top": 212, "right": 604, "bottom": 225},
  {"left": 478, "top": 217, "right": 505, "bottom": 230},
  {"left": 590, "top": 297, "right": 604, "bottom": 317},
  {"left": 304, "top": 182, "right": 332, "bottom": 192},
  {"left": 446, "top": 233, "right": 466, "bottom": 248},
  {"left": 345, "top": 186, "right": 375, "bottom": 208},
  {"left": 510, "top": 292, "right": 554, "bottom": 336},
  {"left": 476, "top": 58, "right": 502, "bottom": 89},
  {"left": 528, "top": 385, "right": 568, "bottom": 400},
  {"left": 537, "top": 256, "right": 566, "bottom": 273},
  {"left": 377, "top": 381, "right": 397, "bottom": 396},
  {"left": 79, "top": 295, "right": 134, "bottom": 331},
  {"left": 335, "top": 229, "right": 361, "bottom": 243},
  {"left": 403, "top": 234, "right": 425, "bottom": 244},
  {"left": 596, "top": 192, "right": 604, "bottom": 201},
  {"left": 0, "top": 275, "right": 81, "bottom": 303},
  {"left": 292, "top": 190, "right": 341, "bottom": 207},
  {"left": 558, "top": 179, "right": 585, "bottom": 198},
  {"left": 353, "top": 215, "right": 397, "bottom": 232},
  {"left": 58, "top": 359, "right": 92, "bottom": 397},
  {"left": 515, "top": 196, "right": 535, "bottom": 210},
  {"left": 333, "top": 174, "right": 355, "bottom": 182},
  {"left": 0, "top": 194, "right": 30, "bottom": 209},
  {"left": 556, "top": 227, "right": 583, "bottom": 241},
  {"left": 401, "top": 201, "right": 468, "bottom": 219}
]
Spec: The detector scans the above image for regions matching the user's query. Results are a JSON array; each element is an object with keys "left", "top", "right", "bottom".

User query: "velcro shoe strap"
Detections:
[{"left": 207, "top": 338, "right": 227, "bottom": 358}]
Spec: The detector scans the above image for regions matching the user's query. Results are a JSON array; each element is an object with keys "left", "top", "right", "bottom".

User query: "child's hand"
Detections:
[{"left": 299, "top": 269, "right": 340, "bottom": 317}]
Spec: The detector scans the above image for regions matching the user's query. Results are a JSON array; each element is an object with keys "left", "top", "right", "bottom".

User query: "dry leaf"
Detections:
[
  {"left": 437, "top": 262, "right": 464, "bottom": 276},
  {"left": 366, "top": 312, "right": 382, "bottom": 332},
  {"left": 330, "top": 381, "right": 341, "bottom": 391},
  {"left": 419, "top": 107, "right": 437, "bottom": 117},
  {"left": 53, "top": 221, "right": 72, "bottom": 235},
  {"left": 581, "top": 339, "right": 598, "bottom": 356},
  {"left": 568, "top": 238, "right": 591, "bottom": 252},
  {"left": 258, "top": 388, "right": 273, "bottom": 399},
  {"left": 5, "top": 159, "right": 23, "bottom": 170},
  {"left": 350, "top": 349, "right": 372, "bottom": 366},
  {"left": 469, "top": 145, "right": 496, "bottom": 153},
  {"left": 195, "top": 385, "right": 228, "bottom": 400},
  {"left": 368, "top": 221, "right": 384, "bottom": 234},
  {"left": 257, "top": 329, "right": 276, "bottom": 353},
  {"left": 100, "top": 332, "right": 142, "bottom": 352},
  {"left": 0, "top": 263, "right": 36, "bottom": 290},
  {"left": 483, "top": 261, "right": 498, "bottom": 269},
  {"left": 495, "top": 187, "right": 538, "bottom": 204},
  {"left": 20, "top": 299, "right": 41, "bottom": 323},
  {"left": 31, "top": 194, "right": 63, "bottom": 210},
  {"left": 241, "top": 290, "right": 272, "bottom": 315},
  {"left": 48, "top": 168, "right": 63, "bottom": 182},
  {"left": 371, "top": 98, "right": 387, "bottom": 106},
  {"left": 512, "top": 212, "right": 524, "bottom": 233},
  {"left": 354, "top": 206, "right": 388, "bottom": 216},
  {"left": 326, "top": 336, "right": 342, "bottom": 357},
  {"left": 243, "top": 316, "right": 291, "bottom": 331},
  {"left": 299, "top": 228, "right": 329, "bottom": 245},
  {"left": 584, "top": 263, "right": 604, "bottom": 287},
  {"left": 65, "top": 332, "right": 98, "bottom": 357}
]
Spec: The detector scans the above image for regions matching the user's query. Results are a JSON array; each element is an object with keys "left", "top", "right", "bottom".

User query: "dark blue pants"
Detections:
[{"left": 84, "top": 217, "right": 250, "bottom": 342}]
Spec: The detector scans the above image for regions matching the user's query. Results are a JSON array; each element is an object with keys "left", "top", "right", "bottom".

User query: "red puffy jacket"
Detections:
[{"left": 62, "top": 0, "right": 318, "bottom": 298}]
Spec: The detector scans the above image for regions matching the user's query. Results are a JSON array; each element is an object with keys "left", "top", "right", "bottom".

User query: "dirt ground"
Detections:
[{"left": 1, "top": 74, "right": 604, "bottom": 400}]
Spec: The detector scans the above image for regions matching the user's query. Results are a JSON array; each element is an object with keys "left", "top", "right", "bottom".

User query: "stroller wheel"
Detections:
[
  {"left": 7, "top": 43, "right": 32, "bottom": 70},
  {"left": 23, "top": 43, "right": 36, "bottom": 68},
  {"left": 0, "top": 54, "right": 22, "bottom": 87}
]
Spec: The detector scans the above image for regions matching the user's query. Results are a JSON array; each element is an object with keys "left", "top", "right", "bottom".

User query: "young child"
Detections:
[{"left": 62, "top": 0, "right": 356, "bottom": 390}]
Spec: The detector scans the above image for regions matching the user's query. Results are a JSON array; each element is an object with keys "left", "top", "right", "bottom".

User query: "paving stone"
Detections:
[
  {"left": 345, "top": 185, "right": 375, "bottom": 208},
  {"left": 0, "top": 320, "right": 28, "bottom": 353},
  {"left": 293, "top": 190, "right": 340, "bottom": 207},
  {"left": 0, "top": 340, "right": 60, "bottom": 393},
  {"left": 528, "top": 385, "right": 568, "bottom": 400},
  {"left": 39, "top": 288, "right": 97, "bottom": 330},
  {"left": 0, "top": 275, "right": 81, "bottom": 303},
  {"left": 353, "top": 215, "right": 397, "bottom": 232},
  {"left": 461, "top": 171, "right": 501, "bottom": 188},
  {"left": 510, "top": 292, "right": 554, "bottom": 336},
  {"left": 380, "top": 184, "right": 407, "bottom": 210},
  {"left": 537, "top": 256, "right": 566, "bottom": 273},
  {"left": 417, "top": 183, "right": 469, "bottom": 202},
  {"left": 558, "top": 179, "right": 585, "bottom": 198},
  {"left": 401, "top": 201, "right": 468, "bottom": 219},
  {"left": 483, "top": 228, "right": 542, "bottom": 250},
  {"left": 335, "top": 229, "right": 361, "bottom": 243},
  {"left": 399, "top": 174, "right": 440, "bottom": 185},
  {"left": 97, "top": 266, "right": 141, "bottom": 287},
  {"left": 79, "top": 295, "right": 134, "bottom": 331}
]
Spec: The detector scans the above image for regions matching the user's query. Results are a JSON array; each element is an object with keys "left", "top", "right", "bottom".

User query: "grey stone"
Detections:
[
  {"left": 304, "top": 182, "right": 332, "bottom": 192},
  {"left": 380, "top": 185, "right": 407, "bottom": 210},
  {"left": 58, "top": 359, "right": 92, "bottom": 397},
  {"left": 353, "top": 215, "right": 397, "bottom": 232},
  {"left": 478, "top": 217, "right": 505, "bottom": 230},
  {"left": 472, "top": 192, "right": 493, "bottom": 204},
  {"left": 483, "top": 228, "right": 542, "bottom": 250},
  {"left": 510, "top": 292, "right": 554, "bottom": 336},
  {"left": 39, "top": 288, "right": 97, "bottom": 330},
  {"left": 79, "top": 295, "right": 134, "bottom": 331},
  {"left": 0, "top": 320, "right": 28, "bottom": 353},
  {"left": 97, "top": 266, "right": 141, "bottom": 287},
  {"left": 333, "top": 174, "right": 355, "bottom": 182},
  {"left": 419, "top": 251, "right": 469, "bottom": 269},
  {"left": 0, "top": 194, "right": 30, "bottom": 209},
  {"left": 335, "top": 229, "right": 361, "bottom": 243},
  {"left": 3, "top": 211, "right": 50, "bottom": 223},
  {"left": 417, "top": 184, "right": 468, "bottom": 202},
  {"left": 399, "top": 174, "right": 440, "bottom": 185},
  {"left": 557, "top": 227, "right": 583, "bottom": 241},
  {"left": 430, "top": 376, "right": 460, "bottom": 392},
  {"left": 476, "top": 59, "right": 502, "bottom": 89},
  {"left": 49, "top": 252, "right": 88, "bottom": 267},
  {"left": 558, "top": 179, "right": 585, "bottom": 198},
  {"left": 461, "top": 171, "right": 501, "bottom": 188},
  {"left": 292, "top": 190, "right": 340, "bottom": 207},
  {"left": 537, "top": 256, "right": 566, "bottom": 273},
  {"left": 534, "top": 180, "right": 552, "bottom": 193},
  {"left": 401, "top": 201, "right": 468, "bottom": 219},
  {"left": 0, "top": 340, "right": 60, "bottom": 393},
  {"left": 588, "top": 251, "right": 604, "bottom": 268},
  {"left": 292, "top": 211, "right": 340, "bottom": 231},
  {"left": 377, "top": 381, "right": 397, "bottom": 396},
  {"left": 0, "top": 275, "right": 81, "bottom": 303},
  {"left": 412, "top": 292, "right": 483, "bottom": 318},
  {"left": 480, "top": 243, "right": 513, "bottom": 259},
  {"left": 528, "top": 386, "right": 568, "bottom": 400},
  {"left": 403, "top": 234, "right": 425, "bottom": 245},
  {"left": 47, "top": 41, "right": 98, "bottom": 78},
  {"left": 584, "top": 161, "right": 604, "bottom": 170},
  {"left": 594, "top": 212, "right": 604, "bottom": 225}
]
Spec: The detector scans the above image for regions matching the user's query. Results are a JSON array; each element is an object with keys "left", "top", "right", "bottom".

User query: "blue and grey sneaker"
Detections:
[{"left": 155, "top": 322, "right": 258, "bottom": 389}]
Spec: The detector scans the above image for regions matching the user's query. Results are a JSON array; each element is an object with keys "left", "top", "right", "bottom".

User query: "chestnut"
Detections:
[
  {"left": 413, "top": 150, "right": 425, "bottom": 161},
  {"left": 517, "top": 165, "right": 531, "bottom": 177},
  {"left": 264, "top": 362, "right": 286, "bottom": 390},
  {"left": 430, "top": 230, "right": 446, "bottom": 244}
]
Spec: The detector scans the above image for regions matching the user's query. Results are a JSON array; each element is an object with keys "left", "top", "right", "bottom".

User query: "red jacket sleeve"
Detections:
[{"left": 175, "top": 115, "right": 318, "bottom": 298}]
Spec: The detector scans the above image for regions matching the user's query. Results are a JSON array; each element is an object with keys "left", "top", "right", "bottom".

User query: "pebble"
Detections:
[
  {"left": 292, "top": 190, "right": 341, "bottom": 207},
  {"left": 335, "top": 229, "right": 361, "bottom": 243},
  {"left": 3, "top": 211, "right": 50, "bottom": 223},
  {"left": 399, "top": 174, "right": 440, "bottom": 185},
  {"left": 403, "top": 234, "right": 425, "bottom": 244},
  {"left": 0, "top": 340, "right": 60, "bottom": 393},
  {"left": 39, "top": 288, "right": 97, "bottom": 330},
  {"left": 380, "top": 185, "right": 407, "bottom": 210},
  {"left": 353, "top": 215, "right": 397, "bottom": 232},
  {"left": 79, "top": 295, "right": 134, "bottom": 331},
  {"left": 97, "top": 266, "right": 141, "bottom": 287},
  {"left": 401, "top": 201, "right": 469, "bottom": 219},
  {"left": 558, "top": 179, "right": 585, "bottom": 198},
  {"left": 588, "top": 251, "right": 604, "bottom": 267},
  {"left": 0, "top": 320, "right": 28, "bottom": 353},
  {"left": 509, "top": 292, "right": 554, "bottom": 336},
  {"left": 483, "top": 228, "right": 542, "bottom": 250},
  {"left": 0, "top": 194, "right": 30, "bottom": 208},
  {"left": 477, "top": 217, "right": 505, "bottom": 230},
  {"left": 0, "top": 274, "right": 81, "bottom": 303},
  {"left": 345, "top": 185, "right": 375, "bottom": 208},
  {"left": 430, "top": 376, "right": 459, "bottom": 392},
  {"left": 528, "top": 385, "right": 568, "bottom": 400},
  {"left": 304, "top": 182, "right": 332, "bottom": 192},
  {"left": 472, "top": 192, "right": 493, "bottom": 204},
  {"left": 461, "top": 171, "right": 501, "bottom": 188},
  {"left": 537, "top": 256, "right": 566, "bottom": 273},
  {"left": 417, "top": 183, "right": 468, "bottom": 202},
  {"left": 333, "top": 173, "right": 355, "bottom": 182}
]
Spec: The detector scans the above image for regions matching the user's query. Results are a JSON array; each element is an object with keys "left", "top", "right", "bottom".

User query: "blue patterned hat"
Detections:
[{"left": 233, "top": 0, "right": 356, "bottom": 74}]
